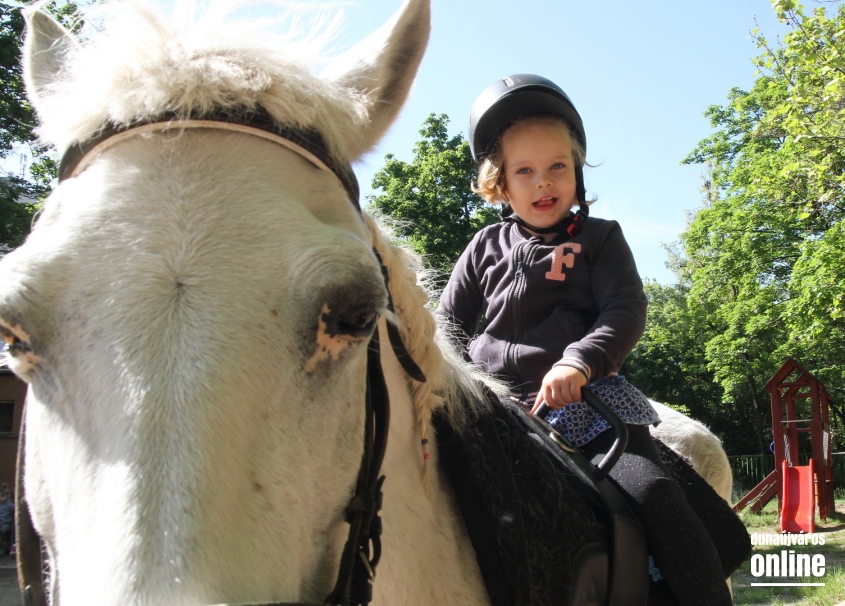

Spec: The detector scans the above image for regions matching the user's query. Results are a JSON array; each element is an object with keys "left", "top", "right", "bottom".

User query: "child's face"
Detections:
[{"left": 501, "top": 121, "right": 578, "bottom": 230}]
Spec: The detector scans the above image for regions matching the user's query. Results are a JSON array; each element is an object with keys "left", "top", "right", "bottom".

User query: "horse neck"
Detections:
[{"left": 375, "top": 328, "right": 490, "bottom": 605}]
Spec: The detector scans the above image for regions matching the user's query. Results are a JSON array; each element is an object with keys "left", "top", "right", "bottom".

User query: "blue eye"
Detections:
[
  {"left": 516, "top": 167, "right": 531, "bottom": 174},
  {"left": 551, "top": 163, "right": 565, "bottom": 170}
]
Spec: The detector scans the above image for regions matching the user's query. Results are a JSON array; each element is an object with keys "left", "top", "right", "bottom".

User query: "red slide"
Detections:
[{"left": 780, "top": 459, "right": 816, "bottom": 533}]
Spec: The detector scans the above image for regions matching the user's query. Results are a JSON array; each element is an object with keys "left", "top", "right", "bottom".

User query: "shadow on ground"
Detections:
[{"left": 0, "top": 552, "right": 17, "bottom": 606}]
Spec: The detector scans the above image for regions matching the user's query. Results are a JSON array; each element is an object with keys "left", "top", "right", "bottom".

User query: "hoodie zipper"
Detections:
[{"left": 504, "top": 239, "right": 532, "bottom": 398}]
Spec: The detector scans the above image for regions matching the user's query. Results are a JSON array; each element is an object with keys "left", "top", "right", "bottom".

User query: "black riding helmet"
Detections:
[{"left": 468, "top": 74, "right": 588, "bottom": 208}]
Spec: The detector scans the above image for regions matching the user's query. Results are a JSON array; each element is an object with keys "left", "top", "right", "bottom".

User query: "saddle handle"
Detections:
[{"left": 533, "top": 387, "right": 628, "bottom": 480}]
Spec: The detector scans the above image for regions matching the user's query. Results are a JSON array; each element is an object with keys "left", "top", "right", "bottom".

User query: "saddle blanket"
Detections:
[{"left": 432, "top": 390, "right": 751, "bottom": 606}]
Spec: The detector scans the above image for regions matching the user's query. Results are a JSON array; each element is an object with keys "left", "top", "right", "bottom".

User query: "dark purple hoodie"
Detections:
[{"left": 438, "top": 216, "right": 647, "bottom": 401}]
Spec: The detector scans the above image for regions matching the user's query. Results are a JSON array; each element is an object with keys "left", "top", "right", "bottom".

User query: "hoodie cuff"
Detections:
[{"left": 553, "top": 358, "right": 591, "bottom": 383}]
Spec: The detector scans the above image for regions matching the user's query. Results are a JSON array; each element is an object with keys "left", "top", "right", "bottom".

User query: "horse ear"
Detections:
[
  {"left": 22, "top": 8, "right": 78, "bottom": 114},
  {"left": 322, "top": 0, "right": 430, "bottom": 160}
]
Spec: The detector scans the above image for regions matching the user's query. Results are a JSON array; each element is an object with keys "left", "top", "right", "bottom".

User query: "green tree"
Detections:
[
  {"left": 367, "top": 114, "right": 498, "bottom": 276},
  {"left": 0, "top": 1, "right": 76, "bottom": 254},
  {"left": 680, "top": 0, "right": 845, "bottom": 452},
  {"left": 622, "top": 280, "right": 763, "bottom": 454}
]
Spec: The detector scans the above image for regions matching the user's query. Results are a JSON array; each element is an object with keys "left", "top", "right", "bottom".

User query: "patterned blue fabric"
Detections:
[{"left": 544, "top": 376, "right": 660, "bottom": 447}]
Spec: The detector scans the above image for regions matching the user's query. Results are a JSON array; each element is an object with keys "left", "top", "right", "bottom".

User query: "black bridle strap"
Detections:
[
  {"left": 58, "top": 108, "right": 361, "bottom": 207},
  {"left": 256, "top": 329, "right": 391, "bottom": 606},
  {"left": 323, "top": 329, "right": 390, "bottom": 605},
  {"left": 371, "top": 248, "right": 426, "bottom": 384},
  {"left": 15, "top": 415, "right": 48, "bottom": 606},
  {"left": 307, "top": 249, "right": 424, "bottom": 605},
  {"left": 257, "top": 250, "right": 423, "bottom": 605}
]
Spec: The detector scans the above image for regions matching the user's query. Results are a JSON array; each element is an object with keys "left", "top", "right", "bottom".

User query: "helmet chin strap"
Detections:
[{"left": 500, "top": 165, "right": 589, "bottom": 236}]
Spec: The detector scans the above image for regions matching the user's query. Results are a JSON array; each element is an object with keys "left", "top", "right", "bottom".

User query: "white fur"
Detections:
[
  {"left": 23, "top": 0, "right": 428, "bottom": 162},
  {"left": 0, "top": 2, "right": 730, "bottom": 604},
  {"left": 649, "top": 401, "right": 734, "bottom": 502}
]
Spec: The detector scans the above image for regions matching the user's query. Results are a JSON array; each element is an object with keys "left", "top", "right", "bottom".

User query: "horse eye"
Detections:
[
  {"left": 337, "top": 308, "right": 378, "bottom": 336},
  {"left": 0, "top": 326, "right": 29, "bottom": 356}
]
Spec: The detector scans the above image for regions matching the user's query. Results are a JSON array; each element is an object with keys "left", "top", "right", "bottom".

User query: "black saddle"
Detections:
[{"left": 432, "top": 387, "right": 748, "bottom": 606}]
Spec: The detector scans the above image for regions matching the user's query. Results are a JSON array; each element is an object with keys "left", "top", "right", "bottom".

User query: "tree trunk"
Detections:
[
  {"left": 747, "top": 375, "right": 770, "bottom": 470},
  {"left": 828, "top": 398, "right": 845, "bottom": 431}
]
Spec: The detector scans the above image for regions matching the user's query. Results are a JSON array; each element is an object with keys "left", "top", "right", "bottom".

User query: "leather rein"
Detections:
[{"left": 16, "top": 109, "right": 426, "bottom": 606}]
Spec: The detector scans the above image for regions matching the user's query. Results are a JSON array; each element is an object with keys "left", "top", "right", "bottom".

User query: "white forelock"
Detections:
[{"left": 29, "top": 0, "right": 371, "bottom": 161}]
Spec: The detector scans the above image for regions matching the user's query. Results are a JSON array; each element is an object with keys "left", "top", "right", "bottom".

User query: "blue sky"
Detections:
[
  {"left": 5, "top": 0, "right": 791, "bottom": 283},
  {"left": 336, "top": 0, "right": 792, "bottom": 283}
]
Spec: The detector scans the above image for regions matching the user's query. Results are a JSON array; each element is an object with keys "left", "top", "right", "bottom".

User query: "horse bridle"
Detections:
[{"left": 16, "top": 108, "right": 426, "bottom": 606}]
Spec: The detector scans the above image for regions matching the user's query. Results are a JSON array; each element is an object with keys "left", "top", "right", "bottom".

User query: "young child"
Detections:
[{"left": 437, "top": 74, "right": 733, "bottom": 605}]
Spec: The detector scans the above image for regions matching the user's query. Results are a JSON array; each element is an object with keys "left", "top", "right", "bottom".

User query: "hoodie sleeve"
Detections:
[
  {"left": 559, "top": 221, "right": 647, "bottom": 382},
  {"left": 436, "top": 234, "right": 485, "bottom": 351}
]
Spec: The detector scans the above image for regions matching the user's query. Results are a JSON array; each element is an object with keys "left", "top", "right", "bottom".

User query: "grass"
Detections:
[{"left": 732, "top": 500, "right": 845, "bottom": 605}]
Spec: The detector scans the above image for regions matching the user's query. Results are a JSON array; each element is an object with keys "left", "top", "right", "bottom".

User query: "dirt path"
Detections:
[{"left": 0, "top": 552, "right": 18, "bottom": 606}]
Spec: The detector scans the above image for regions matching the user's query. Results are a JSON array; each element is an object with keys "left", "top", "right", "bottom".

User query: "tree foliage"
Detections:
[
  {"left": 679, "top": 0, "right": 845, "bottom": 451},
  {"left": 0, "top": 1, "right": 76, "bottom": 254},
  {"left": 621, "top": 281, "right": 764, "bottom": 454},
  {"left": 366, "top": 114, "right": 498, "bottom": 276}
]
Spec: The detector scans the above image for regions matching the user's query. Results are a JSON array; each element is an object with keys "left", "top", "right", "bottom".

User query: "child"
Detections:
[{"left": 438, "top": 74, "right": 733, "bottom": 605}]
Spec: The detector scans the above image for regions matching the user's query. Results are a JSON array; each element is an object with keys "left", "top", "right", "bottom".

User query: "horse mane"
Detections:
[
  {"left": 363, "top": 215, "right": 505, "bottom": 477},
  {"left": 31, "top": 0, "right": 370, "bottom": 160}
]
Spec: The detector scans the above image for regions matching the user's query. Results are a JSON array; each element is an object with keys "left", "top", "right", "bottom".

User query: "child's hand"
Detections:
[{"left": 532, "top": 365, "right": 588, "bottom": 411}]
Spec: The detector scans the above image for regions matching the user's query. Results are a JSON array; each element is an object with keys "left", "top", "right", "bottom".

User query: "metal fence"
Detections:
[{"left": 727, "top": 452, "right": 845, "bottom": 501}]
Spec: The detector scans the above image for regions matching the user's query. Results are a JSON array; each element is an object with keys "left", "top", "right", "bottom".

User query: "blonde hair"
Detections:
[{"left": 472, "top": 115, "right": 590, "bottom": 205}]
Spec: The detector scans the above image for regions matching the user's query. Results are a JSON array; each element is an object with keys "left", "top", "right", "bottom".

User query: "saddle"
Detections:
[{"left": 432, "top": 387, "right": 749, "bottom": 606}]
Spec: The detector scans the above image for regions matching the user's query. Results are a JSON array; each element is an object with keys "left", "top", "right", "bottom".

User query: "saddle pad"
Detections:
[
  {"left": 433, "top": 392, "right": 608, "bottom": 606},
  {"left": 434, "top": 392, "right": 751, "bottom": 606}
]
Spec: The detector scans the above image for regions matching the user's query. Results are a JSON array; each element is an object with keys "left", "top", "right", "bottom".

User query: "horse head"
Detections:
[{"left": 0, "top": 2, "right": 494, "bottom": 604}]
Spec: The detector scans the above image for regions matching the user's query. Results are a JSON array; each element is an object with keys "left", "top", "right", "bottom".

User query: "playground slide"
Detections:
[{"left": 780, "top": 459, "right": 816, "bottom": 533}]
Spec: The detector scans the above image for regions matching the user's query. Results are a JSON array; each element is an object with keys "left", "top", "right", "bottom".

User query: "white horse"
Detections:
[{"left": 0, "top": 1, "right": 732, "bottom": 604}]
